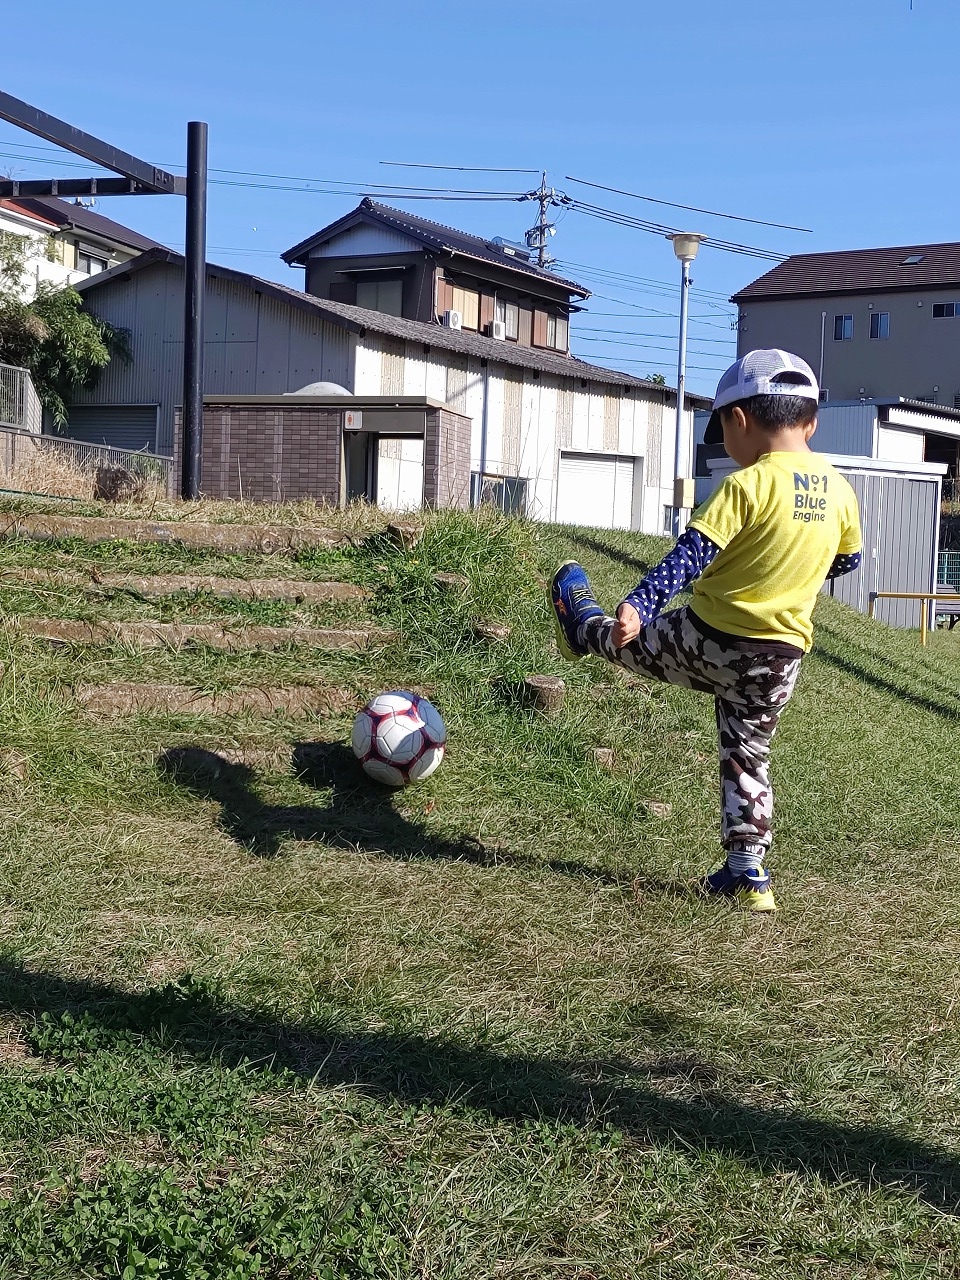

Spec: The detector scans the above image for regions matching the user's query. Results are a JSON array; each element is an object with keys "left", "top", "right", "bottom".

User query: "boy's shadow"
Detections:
[{"left": 157, "top": 742, "right": 684, "bottom": 894}]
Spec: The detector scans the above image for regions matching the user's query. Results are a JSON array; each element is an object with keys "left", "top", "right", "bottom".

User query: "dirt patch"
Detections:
[
  {"left": 0, "top": 568, "right": 368, "bottom": 604},
  {"left": 76, "top": 682, "right": 357, "bottom": 718},
  {"left": 0, "top": 512, "right": 348, "bottom": 554},
  {"left": 11, "top": 618, "right": 386, "bottom": 652}
]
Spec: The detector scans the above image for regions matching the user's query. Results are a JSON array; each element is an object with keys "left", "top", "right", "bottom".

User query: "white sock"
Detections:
[{"left": 727, "top": 846, "right": 765, "bottom": 875}]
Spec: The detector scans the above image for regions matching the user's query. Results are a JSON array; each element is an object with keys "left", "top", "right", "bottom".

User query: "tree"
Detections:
[
  {"left": 646, "top": 372, "right": 667, "bottom": 385},
  {"left": 0, "top": 231, "right": 128, "bottom": 425}
]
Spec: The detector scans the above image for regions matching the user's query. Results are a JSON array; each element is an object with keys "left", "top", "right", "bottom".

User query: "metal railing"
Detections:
[
  {"left": 0, "top": 422, "right": 172, "bottom": 492},
  {"left": 868, "top": 591, "right": 954, "bottom": 646},
  {"left": 0, "top": 363, "right": 43, "bottom": 433}
]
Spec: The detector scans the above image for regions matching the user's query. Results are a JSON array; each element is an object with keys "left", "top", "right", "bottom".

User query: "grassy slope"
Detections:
[{"left": 0, "top": 505, "right": 958, "bottom": 1278}]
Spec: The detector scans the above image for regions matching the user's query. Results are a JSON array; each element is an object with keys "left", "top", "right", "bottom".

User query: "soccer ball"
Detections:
[{"left": 351, "top": 691, "right": 447, "bottom": 787}]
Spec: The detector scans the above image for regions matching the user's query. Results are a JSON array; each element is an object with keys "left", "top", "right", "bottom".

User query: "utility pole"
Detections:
[{"left": 524, "top": 172, "right": 556, "bottom": 268}]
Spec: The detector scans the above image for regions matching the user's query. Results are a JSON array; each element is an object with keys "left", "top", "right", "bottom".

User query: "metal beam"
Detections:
[
  {"left": 0, "top": 177, "right": 149, "bottom": 199},
  {"left": 181, "top": 122, "right": 207, "bottom": 500},
  {"left": 0, "top": 91, "right": 186, "bottom": 196}
]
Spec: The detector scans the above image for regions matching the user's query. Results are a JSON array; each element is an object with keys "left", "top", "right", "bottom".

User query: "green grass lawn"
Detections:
[{"left": 0, "top": 504, "right": 958, "bottom": 1278}]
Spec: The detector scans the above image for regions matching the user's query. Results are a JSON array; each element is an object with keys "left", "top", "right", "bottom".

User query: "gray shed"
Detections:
[{"left": 706, "top": 453, "right": 946, "bottom": 628}]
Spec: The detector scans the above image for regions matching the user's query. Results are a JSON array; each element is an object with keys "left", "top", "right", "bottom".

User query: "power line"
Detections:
[
  {"left": 578, "top": 353, "right": 727, "bottom": 375},
  {"left": 556, "top": 258, "right": 732, "bottom": 301},
  {"left": 574, "top": 335, "right": 730, "bottom": 359},
  {"left": 381, "top": 160, "right": 541, "bottom": 174},
  {"left": 565, "top": 175, "right": 813, "bottom": 234},
  {"left": 566, "top": 198, "right": 788, "bottom": 262},
  {"left": 576, "top": 326, "right": 734, "bottom": 344}
]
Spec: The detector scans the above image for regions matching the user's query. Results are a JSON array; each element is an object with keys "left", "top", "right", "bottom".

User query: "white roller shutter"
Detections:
[
  {"left": 556, "top": 452, "right": 635, "bottom": 530},
  {"left": 376, "top": 436, "right": 424, "bottom": 512}
]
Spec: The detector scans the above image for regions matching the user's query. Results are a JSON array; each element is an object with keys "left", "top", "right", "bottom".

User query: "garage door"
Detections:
[
  {"left": 555, "top": 452, "right": 636, "bottom": 529},
  {"left": 67, "top": 405, "right": 158, "bottom": 452}
]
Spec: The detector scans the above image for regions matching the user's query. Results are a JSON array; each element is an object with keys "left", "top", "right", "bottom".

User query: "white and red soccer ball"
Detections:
[{"left": 351, "top": 691, "right": 447, "bottom": 787}]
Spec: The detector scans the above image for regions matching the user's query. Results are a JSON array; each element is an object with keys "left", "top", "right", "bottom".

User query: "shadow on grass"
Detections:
[
  {"left": 567, "top": 534, "right": 653, "bottom": 579},
  {"left": 813, "top": 622, "right": 960, "bottom": 723},
  {"left": 2, "top": 961, "right": 959, "bottom": 1215},
  {"left": 157, "top": 741, "right": 682, "bottom": 895}
]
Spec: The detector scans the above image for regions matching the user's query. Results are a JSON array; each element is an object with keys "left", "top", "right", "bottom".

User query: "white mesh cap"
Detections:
[{"left": 704, "top": 349, "right": 819, "bottom": 443}]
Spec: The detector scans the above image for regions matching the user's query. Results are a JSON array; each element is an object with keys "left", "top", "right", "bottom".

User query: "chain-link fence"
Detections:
[{"left": 938, "top": 551, "right": 960, "bottom": 589}]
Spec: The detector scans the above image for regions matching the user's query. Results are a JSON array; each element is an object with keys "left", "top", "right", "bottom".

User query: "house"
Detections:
[
  {"left": 0, "top": 195, "right": 163, "bottom": 299},
  {"left": 73, "top": 245, "right": 708, "bottom": 532},
  {"left": 732, "top": 242, "right": 960, "bottom": 411},
  {"left": 695, "top": 396, "right": 960, "bottom": 498},
  {"left": 282, "top": 197, "right": 586, "bottom": 352}
]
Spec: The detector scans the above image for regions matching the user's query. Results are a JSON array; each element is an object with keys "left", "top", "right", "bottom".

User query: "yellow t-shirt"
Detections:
[{"left": 687, "top": 452, "right": 862, "bottom": 652}]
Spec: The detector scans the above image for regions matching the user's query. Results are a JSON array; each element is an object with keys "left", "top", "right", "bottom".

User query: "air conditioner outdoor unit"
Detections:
[
  {"left": 443, "top": 310, "right": 462, "bottom": 330},
  {"left": 488, "top": 320, "right": 507, "bottom": 341}
]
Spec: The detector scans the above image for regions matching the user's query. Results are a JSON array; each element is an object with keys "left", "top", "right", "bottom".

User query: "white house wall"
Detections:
[
  {"left": 353, "top": 333, "right": 691, "bottom": 533},
  {"left": 76, "top": 265, "right": 354, "bottom": 453},
  {"left": 308, "top": 223, "right": 418, "bottom": 257}
]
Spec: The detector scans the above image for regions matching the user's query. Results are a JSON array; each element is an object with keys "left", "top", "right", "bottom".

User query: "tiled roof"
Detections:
[
  {"left": 77, "top": 248, "right": 708, "bottom": 403},
  {"left": 282, "top": 198, "right": 589, "bottom": 298},
  {"left": 733, "top": 241, "right": 960, "bottom": 301},
  {"left": 8, "top": 196, "right": 164, "bottom": 253}
]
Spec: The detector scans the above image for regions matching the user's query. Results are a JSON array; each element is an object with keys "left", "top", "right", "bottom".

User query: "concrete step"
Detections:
[
  {"left": 11, "top": 617, "right": 391, "bottom": 652},
  {"left": 75, "top": 682, "right": 357, "bottom": 718},
  {"left": 0, "top": 567, "right": 368, "bottom": 604},
  {"left": 0, "top": 512, "right": 350, "bottom": 554}
]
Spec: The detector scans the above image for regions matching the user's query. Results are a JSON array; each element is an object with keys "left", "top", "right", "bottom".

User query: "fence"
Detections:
[
  {"left": 0, "top": 363, "right": 43, "bottom": 433},
  {"left": 0, "top": 422, "right": 172, "bottom": 494},
  {"left": 938, "top": 550, "right": 960, "bottom": 589}
]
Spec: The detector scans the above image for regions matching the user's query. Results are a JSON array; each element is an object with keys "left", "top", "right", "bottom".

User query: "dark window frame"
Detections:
[
  {"left": 869, "top": 311, "right": 890, "bottom": 340},
  {"left": 833, "top": 314, "right": 853, "bottom": 341}
]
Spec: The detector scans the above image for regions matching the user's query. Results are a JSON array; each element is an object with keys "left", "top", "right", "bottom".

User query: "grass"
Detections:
[{"left": 0, "top": 502, "right": 958, "bottom": 1276}]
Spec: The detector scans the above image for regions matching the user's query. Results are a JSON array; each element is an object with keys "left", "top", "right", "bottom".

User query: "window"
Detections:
[
  {"left": 450, "top": 285, "right": 480, "bottom": 330},
  {"left": 869, "top": 311, "right": 890, "bottom": 340},
  {"left": 355, "top": 278, "right": 403, "bottom": 316},
  {"left": 495, "top": 298, "right": 519, "bottom": 340},
  {"left": 833, "top": 314, "right": 853, "bottom": 341},
  {"left": 933, "top": 302, "right": 959, "bottom": 319},
  {"left": 545, "top": 314, "right": 569, "bottom": 351},
  {"left": 902, "top": 254, "right": 925, "bottom": 265},
  {"left": 470, "top": 472, "right": 527, "bottom": 515},
  {"left": 76, "top": 248, "right": 109, "bottom": 274}
]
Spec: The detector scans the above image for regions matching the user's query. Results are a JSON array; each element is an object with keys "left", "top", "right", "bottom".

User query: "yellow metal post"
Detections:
[{"left": 920, "top": 600, "right": 928, "bottom": 646}]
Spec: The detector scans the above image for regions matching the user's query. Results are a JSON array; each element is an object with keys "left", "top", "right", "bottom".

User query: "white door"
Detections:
[
  {"left": 377, "top": 436, "right": 424, "bottom": 511},
  {"left": 556, "top": 453, "right": 635, "bottom": 530}
]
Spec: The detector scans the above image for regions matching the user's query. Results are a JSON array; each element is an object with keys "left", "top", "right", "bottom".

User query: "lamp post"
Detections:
[{"left": 668, "top": 232, "right": 704, "bottom": 538}]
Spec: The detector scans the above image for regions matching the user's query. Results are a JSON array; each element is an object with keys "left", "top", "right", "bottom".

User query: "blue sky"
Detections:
[{"left": 1, "top": 0, "right": 955, "bottom": 394}]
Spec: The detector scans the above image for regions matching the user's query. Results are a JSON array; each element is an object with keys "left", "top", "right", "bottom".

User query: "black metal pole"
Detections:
[{"left": 181, "top": 120, "right": 207, "bottom": 500}]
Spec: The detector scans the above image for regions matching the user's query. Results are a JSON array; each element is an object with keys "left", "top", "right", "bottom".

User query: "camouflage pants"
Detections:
[{"left": 581, "top": 607, "right": 801, "bottom": 855}]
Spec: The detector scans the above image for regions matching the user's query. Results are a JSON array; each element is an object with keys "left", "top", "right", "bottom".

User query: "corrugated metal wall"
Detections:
[
  {"left": 501, "top": 372, "right": 523, "bottom": 474},
  {"left": 380, "top": 337, "right": 406, "bottom": 395},
  {"left": 813, "top": 403, "right": 877, "bottom": 456},
  {"left": 75, "top": 265, "right": 354, "bottom": 455},
  {"left": 352, "top": 334, "right": 684, "bottom": 533},
  {"left": 310, "top": 223, "right": 416, "bottom": 256}
]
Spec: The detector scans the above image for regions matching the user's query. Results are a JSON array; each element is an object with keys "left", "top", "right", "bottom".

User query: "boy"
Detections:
[{"left": 550, "top": 349, "right": 862, "bottom": 912}]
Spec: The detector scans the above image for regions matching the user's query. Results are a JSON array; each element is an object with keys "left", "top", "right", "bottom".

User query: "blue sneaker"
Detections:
[
  {"left": 550, "top": 562, "right": 604, "bottom": 661},
  {"left": 697, "top": 861, "right": 777, "bottom": 912}
]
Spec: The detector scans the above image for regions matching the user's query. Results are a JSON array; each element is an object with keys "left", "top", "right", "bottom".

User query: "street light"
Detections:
[{"left": 668, "top": 232, "right": 704, "bottom": 538}]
